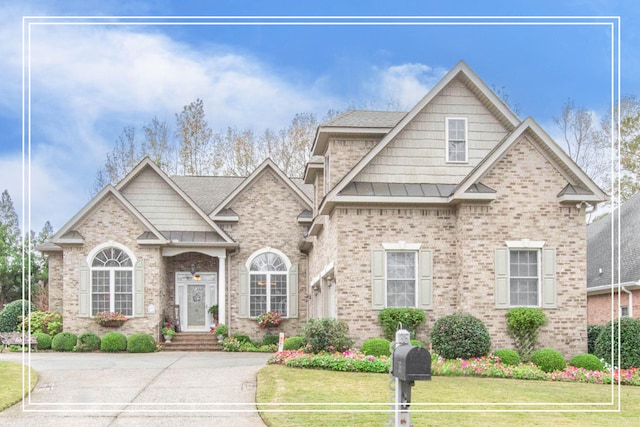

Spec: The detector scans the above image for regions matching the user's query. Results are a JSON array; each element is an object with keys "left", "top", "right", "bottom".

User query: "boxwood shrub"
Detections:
[
  {"left": 430, "top": 313, "right": 491, "bottom": 360},
  {"left": 378, "top": 308, "right": 426, "bottom": 340},
  {"left": 100, "top": 332, "right": 128, "bottom": 352},
  {"left": 76, "top": 331, "right": 101, "bottom": 352},
  {"left": 569, "top": 353, "right": 605, "bottom": 371},
  {"left": 283, "top": 336, "right": 304, "bottom": 351},
  {"left": 493, "top": 349, "right": 521, "bottom": 366},
  {"left": 587, "top": 324, "right": 604, "bottom": 355},
  {"left": 361, "top": 338, "right": 391, "bottom": 357},
  {"left": 35, "top": 332, "right": 52, "bottom": 350},
  {"left": 232, "top": 334, "right": 252, "bottom": 344},
  {"left": 530, "top": 348, "right": 566, "bottom": 373},
  {"left": 51, "top": 332, "right": 77, "bottom": 352},
  {"left": 127, "top": 333, "right": 156, "bottom": 353},
  {"left": 262, "top": 334, "right": 279, "bottom": 347},
  {"left": 302, "top": 318, "right": 353, "bottom": 354}
]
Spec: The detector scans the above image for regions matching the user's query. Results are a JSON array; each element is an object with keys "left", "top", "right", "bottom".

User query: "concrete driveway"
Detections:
[{"left": 0, "top": 351, "right": 270, "bottom": 426}]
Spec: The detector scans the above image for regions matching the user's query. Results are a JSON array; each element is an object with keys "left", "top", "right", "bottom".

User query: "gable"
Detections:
[
  {"left": 357, "top": 78, "right": 510, "bottom": 185},
  {"left": 120, "top": 167, "right": 212, "bottom": 232},
  {"left": 75, "top": 194, "right": 149, "bottom": 243}
]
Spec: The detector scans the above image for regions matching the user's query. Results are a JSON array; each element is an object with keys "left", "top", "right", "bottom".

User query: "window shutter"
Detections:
[
  {"left": 239, "top": 265, "right": 249, "bottom": 318},
  {"left": 541, "top": 248, "right": 556, "bottom": 308},
  {"left": 134, "top": 259, "right": 145, "bottom": 317},
  {"left": 79, "top": 261, "right": 90, "bottom": 317},
  {"left": 371, "top": 249, "right": 385, "bottom": 309},
  {"left": 418, "top": 249, "right": 433, "bottom": 310},
  {"left": 495, "top": 248, "right": 509, "bottom": 308},
  {"left": 288, "top": 263, "right": 299, "bottom": 318}
]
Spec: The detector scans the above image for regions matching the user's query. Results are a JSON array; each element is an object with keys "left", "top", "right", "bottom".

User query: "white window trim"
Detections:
[
  {"left": 506, "top": 239, "right": 545, "bottom": 249},
  {"left": 384, "top": 249, "right": 419, "bottom": 308},
  {"left": 88, "top": 242, "right": 136, "bottom": 316},
  {"left": 246, "top": 248, "right": 291, "bottom": 318},
  {"left": 508, "top": 248, "right": 542, "bottom": 307},
  {"left": 445, "top": 117, "right": 468, "bottom": 163}
]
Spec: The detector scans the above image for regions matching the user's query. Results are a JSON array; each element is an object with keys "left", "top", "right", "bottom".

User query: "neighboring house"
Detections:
[
  {"left": 587, "top": 191, "right": 640, "bottom": 324},
  {"left": 39, "top": 61, "right": 606, "bottom": 357}
]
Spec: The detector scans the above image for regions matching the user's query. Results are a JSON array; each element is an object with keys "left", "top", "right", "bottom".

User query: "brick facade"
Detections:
[{"left": 588, "top": 290, "right": 640, "bottom": 325}]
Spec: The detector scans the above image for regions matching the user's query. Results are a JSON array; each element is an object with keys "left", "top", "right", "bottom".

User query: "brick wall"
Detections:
[
  {"left": 308, "top": 133, "right": 589, "bottom": 358},
  {"left": 588, "top": 290, "right": 640, "bottom": 324},
  {"left": 224, "top": 169, "right": 310, "bottom": 341}
]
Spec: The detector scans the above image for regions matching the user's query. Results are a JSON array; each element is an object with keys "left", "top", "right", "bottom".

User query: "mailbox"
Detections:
[{"left": 392, "top": 345, "right": 431, "bottom": 382}]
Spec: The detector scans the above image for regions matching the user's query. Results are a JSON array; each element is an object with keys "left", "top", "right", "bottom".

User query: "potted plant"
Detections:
[
  {"left": 208, "top": 305, "right": 219, "bottom": 323},
  {"left": 256, "top": 311, "right": 283, "bottom": 329},
  {"left": 162, "top": 321, "right": 177, "bottom": 342},
  {"left": 94, "top": 311, "right": 128, "bottom": 327},
  {"left": 214, "top": 324, "right": 228, "bottom": 342}
]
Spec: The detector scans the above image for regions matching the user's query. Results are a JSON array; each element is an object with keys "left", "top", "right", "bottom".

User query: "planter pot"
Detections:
[
  {"left": 217, "top": 335, "right": 224, "bottom": 342},
  {"left": 99, "top": 320, "right": 125, "bottom": 328},
  {"left": 164, "top": 334, "right": 173, "bottom": 343}
]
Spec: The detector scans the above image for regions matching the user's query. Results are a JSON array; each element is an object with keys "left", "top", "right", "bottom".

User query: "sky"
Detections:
[{"left": 0, "top": 0, "right": 638, "bottom": 233}]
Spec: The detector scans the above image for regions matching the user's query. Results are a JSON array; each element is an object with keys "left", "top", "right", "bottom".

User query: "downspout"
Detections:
[{"left": 622, "top": 285, "right": 633, "bottom": 318}]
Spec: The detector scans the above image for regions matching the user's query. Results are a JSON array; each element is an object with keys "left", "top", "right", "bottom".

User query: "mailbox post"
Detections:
[{"left": 391, "top": 329, "right": 431, "bottom": 426}]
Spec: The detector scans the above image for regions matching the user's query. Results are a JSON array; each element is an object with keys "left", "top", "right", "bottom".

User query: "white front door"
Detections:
[{"left": 175, "top": 272, "right": 217, "bottom": 331}]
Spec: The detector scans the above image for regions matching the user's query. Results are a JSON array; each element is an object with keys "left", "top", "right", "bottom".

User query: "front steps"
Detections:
[{"left": 161, "top": 332, "right": 222, "bottom": 351}]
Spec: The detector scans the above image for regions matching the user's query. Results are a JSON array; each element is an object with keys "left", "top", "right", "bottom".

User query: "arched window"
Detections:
[
  {"left": 248, "top": 251, "right": 289, "bottom": 317},
  {"left": 91, "top": 246, "right": 134, "bottom": 316}
]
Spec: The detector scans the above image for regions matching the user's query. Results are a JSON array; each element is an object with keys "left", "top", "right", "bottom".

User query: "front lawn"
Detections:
[
  {"left": 257, "top": 365, "right": 640, "bottom": 426},
  {"left": 0, "top": 362, "right": 38, "bottom": 411}
]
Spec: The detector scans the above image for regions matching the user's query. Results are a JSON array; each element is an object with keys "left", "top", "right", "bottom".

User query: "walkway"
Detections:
[{"left": 0, "top": 351, "right": 270, "bottom": 426}]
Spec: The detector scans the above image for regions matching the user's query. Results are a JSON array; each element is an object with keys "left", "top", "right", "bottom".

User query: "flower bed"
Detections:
[{"left": 268, "top": 350, "right": 640, "bottom": 386}]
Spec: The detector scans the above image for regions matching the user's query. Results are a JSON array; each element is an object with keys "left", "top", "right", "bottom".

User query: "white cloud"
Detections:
[{"left": 366, "top": 63, "right": 448, "bottom": 110}]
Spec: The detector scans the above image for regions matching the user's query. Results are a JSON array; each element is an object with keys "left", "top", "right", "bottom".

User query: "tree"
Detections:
[
  {"left": 0, "top": 190, "right": 22, "bottom": 306},
  {"left": 266, "top": 113, "right": 318, "bottom": 177},
  {"left": 613, "top": 96, "right": 640, "bottom": 201},
  {"left": 142, "top": 116, "right": 174, "bottom": 173},
  {"left": 214, "top": 127, "right": 263, "bottom": 177},
  {"left": 554, "top": 99, "right": 609, "bottom": 190},
  {"left": 176, "top": 98, "right": 215, "bottom": 175}
]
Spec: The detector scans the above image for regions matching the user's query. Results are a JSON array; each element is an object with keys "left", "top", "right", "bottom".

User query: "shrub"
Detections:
[
  {"left": 51, "top": 332, "right": 77, "bottom": 352},
  {"left": 493, "top": 349, "right": 521, "bottom": 366},
  {"left": 430, "top": 313, "right": 491, "bottom": 360},
  {"left": 76, "top": 331, "right": 101, "bottom": 352},
  {"left": 569, "top": 353, "right": 605, "bottom": 371},
  {"left": 127, "top": 333, "right": 156, "bottom": 353},
  {"left": 100, "top": 332, "right": 128, "bottom": 352},
  {"left": 378, "top": 308, "right": 426, "bottom": 341},
  {"left": 262, "top": 334, "right": 279, "bottom": 347},
  {"left": 222, "top": 337, "right": 242, "bottom": 352},
  {"left": 530, "top": 348, "right": 566, "bottom": 373},
  {"left": 410, "top": 340, "right": 424, "bottom": 347},
  {"left": 587, "top": 324, "right": 604, "bottom": 355},
  {"left": 302, "top": 318, "right": 353, "bottom": 354},
  {"left": 361, "top": 338, "right": 391, "bottom": 357},
  {"left": 505, "top": 307, "right": 547, "bottom": 362},
  {"left": 232, "top": 334, "right": 251, "bottom": 344},
  {"left": 0, "top": 299, "right": 37, "bottom": 332},
  {"left": 594, "top": 317, "right": 640, "bottom": 369},
  {"left": 18, "top": 310, "right": 63, "bottom": 336},
  {"left": 35, "top": 332, "right": 52, "bottom": 350},
  {"left": 283, "top": 336, "right": 304, "bottom": 351}
]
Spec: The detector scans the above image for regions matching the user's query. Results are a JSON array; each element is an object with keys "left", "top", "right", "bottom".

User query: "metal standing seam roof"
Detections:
[
  {"left": 338, "top": 182, "right": 494, "bottom": 198},
  {"left": 587, "top": 191, "right": 640, "bottom": 288}
]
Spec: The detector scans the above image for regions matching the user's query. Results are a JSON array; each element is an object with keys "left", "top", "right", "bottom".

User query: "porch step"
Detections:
[{"left": 161, "top": 332, "right": 223, "bottom": 352}]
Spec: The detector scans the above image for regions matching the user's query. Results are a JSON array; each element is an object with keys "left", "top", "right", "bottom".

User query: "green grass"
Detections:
[
  {"left": 257, "top": 365, "right": 640, "bottom": 427},
  {"left": 0, "top": 362, "right": 38, "bottom": 411}
]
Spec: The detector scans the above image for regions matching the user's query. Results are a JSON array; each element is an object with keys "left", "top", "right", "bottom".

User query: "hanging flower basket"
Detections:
[
  {"left": 256, "top": 311, "right": 283, "bottom": 329},
  {"left": 94, "top": 311, "right": 128, "bottom": 328}
]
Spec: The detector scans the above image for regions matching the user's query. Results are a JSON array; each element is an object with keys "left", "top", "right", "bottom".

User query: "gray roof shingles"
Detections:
[
  {"left": 587, "top": 191, "right": 640, "bottom": 288},
  {"left": 321, "top": 110, "right": 407, "bottom": 128}
]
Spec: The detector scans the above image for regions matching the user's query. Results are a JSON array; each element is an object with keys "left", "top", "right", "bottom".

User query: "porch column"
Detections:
[{"left": 219, "top": 253, "right": 226, "bottom": 325}]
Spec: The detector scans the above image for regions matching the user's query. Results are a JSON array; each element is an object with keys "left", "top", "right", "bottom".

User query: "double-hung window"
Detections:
[
  {"left": 446, "top": 117, "right": 468, "bottom": 162},
  {"left": 386, "top": 251, "right": 417, "bottom": 307},
  {"left": 509, "top": 249, "right": 539, "bottom": 306}
]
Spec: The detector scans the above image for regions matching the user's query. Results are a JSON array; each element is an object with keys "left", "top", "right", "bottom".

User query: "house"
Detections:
[
  {"left": 587, "top": 192, "right": 640, "bottom": 324},
  {"left": 39, "top": 61, "right": 606, "bottom": 356}
]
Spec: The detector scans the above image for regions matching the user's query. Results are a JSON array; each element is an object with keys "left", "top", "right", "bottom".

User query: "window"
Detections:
[
  {"left": 249, "top": 252, "right": 288, "bottom": 317},
  {"left": 386, "top": 251, "right": 417, "bottom": 307},
  {"left": 509, "top": 250, "right": 539, "bottom": 306},
  {"left": 621, "top": 306, "right": 629, "bottom": 317},
  {"left": 446, "top": 118, "right": 467, "bottom": 162},
  {"left": 495, "top": 242, "right": 556, "bottom": 308},
  {"left": 371, "top": 245, "right": 432, "bottom": 310},
  {"left": 91, "top": 247, "right": 134, "bottom": 316}
]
